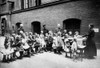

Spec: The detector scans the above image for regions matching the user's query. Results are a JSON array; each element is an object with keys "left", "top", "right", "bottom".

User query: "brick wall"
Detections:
[{"left": 7, "top": 0, "right": 100, "bottom": 46}]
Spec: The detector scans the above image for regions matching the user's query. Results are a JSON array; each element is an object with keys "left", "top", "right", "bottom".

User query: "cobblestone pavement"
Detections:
[
  {"left": 0, "top": 36, "right": 100, "bottom": 68},
  {"left": 0, "top": 50, "right": 100, "bottom": 68}
]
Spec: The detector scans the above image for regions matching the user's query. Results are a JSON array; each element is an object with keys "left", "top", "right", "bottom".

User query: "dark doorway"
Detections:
[
  {"left": 1, "top": 18, "right": 7, "bottom": 36},
  {"left": 31, "top": 21, "right": 41, "bottom": 34},
  {"left": 63, "top": 18, "right": 81, "bottom": 34},
  {"left": 16, "top": 22, "right": 21, "bottom": 29}
]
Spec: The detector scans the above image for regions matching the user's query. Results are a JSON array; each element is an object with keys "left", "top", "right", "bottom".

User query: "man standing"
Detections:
[
  {"left": 43, "top": 25, "right": 48, "bottom": 36},
  {"left": 17, "top": 24, "right": 25, "bottom": 34}
]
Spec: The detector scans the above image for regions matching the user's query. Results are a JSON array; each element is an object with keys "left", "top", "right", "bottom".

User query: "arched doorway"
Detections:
[
  {"left": 31, "top": 21, "right": 41, "bottom": 34},
  {"left": 1, "top": 18, "right": 7, "bottom": 36},
  {"left": 63, "top": 18, "right": 81, "bottom": 34}
]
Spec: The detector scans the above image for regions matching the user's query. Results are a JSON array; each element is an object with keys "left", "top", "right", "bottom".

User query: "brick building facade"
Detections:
[{"left": 0, "top": 0, "right": 100, "bottom": 47}]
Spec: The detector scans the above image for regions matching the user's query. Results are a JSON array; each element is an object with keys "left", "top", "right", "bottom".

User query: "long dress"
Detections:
[{"left": 84, "top": 29, "right": 97, "bottom": 57}]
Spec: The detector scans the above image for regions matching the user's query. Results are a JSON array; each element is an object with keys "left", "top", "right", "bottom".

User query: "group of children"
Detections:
[{"left": 0, "top": 29, "right": 87, "bottom": 62}]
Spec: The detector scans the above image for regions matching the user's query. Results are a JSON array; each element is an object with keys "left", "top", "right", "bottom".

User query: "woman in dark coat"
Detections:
[{"left": 84, "top": 24, "right": 97, "bottom": 58}]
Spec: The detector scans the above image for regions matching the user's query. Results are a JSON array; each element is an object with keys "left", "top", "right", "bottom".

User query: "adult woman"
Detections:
[{"left": 84, "top": 24, "right": 97, "bottom": 58}]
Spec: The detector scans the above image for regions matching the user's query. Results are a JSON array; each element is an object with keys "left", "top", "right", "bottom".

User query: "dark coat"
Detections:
[
  {"left": 84, "top": 29, "right": 97, "bottom": 57},
  {"left": 17, "top": 27, "right": 25, "bottom": 34},
  {"left": 43, "top": 28, "right": 48, "bottom": 35}
]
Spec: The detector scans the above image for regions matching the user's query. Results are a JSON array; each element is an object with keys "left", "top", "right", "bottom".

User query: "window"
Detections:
[
  {"left": 25, "top": 0, "right": 36, "bottom": 8},
  {"left": 20, "top": 0, "right": 24, "bottom": 9},
  {"left": 29, "top": 0, "right": 35, "bottom": 7},
  {"left": 29, "top": 0, "right": 33, "bottom": 7},
  {"left": 20, "top": 0, "right": 40, "bottom": 9},
  {"left": 24, "top": 0, "right": 36, "bottom": 8},
  {"left": 24, "top": 0, "right": 29, "bottom": 8},
  {"left": 35, "top": 0, "right": 41, "bottom": 6},
  {"left": 42, "top": 0, "right": 59, "bottom": 4},
  {"left": 2, "top": 0, "right": 6, "bottom": 3},
  {"left": 0, "top": 0, "right": 6, "bottom": 5},
  {"left": 27, "top": 0, "right": 29, "bottom": 8},
  {"left": 21, "top": 0, "right": 34, "bottom": 9},
  {"left": 9, "top": 1, "right": 14, "bottom": 11}
]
